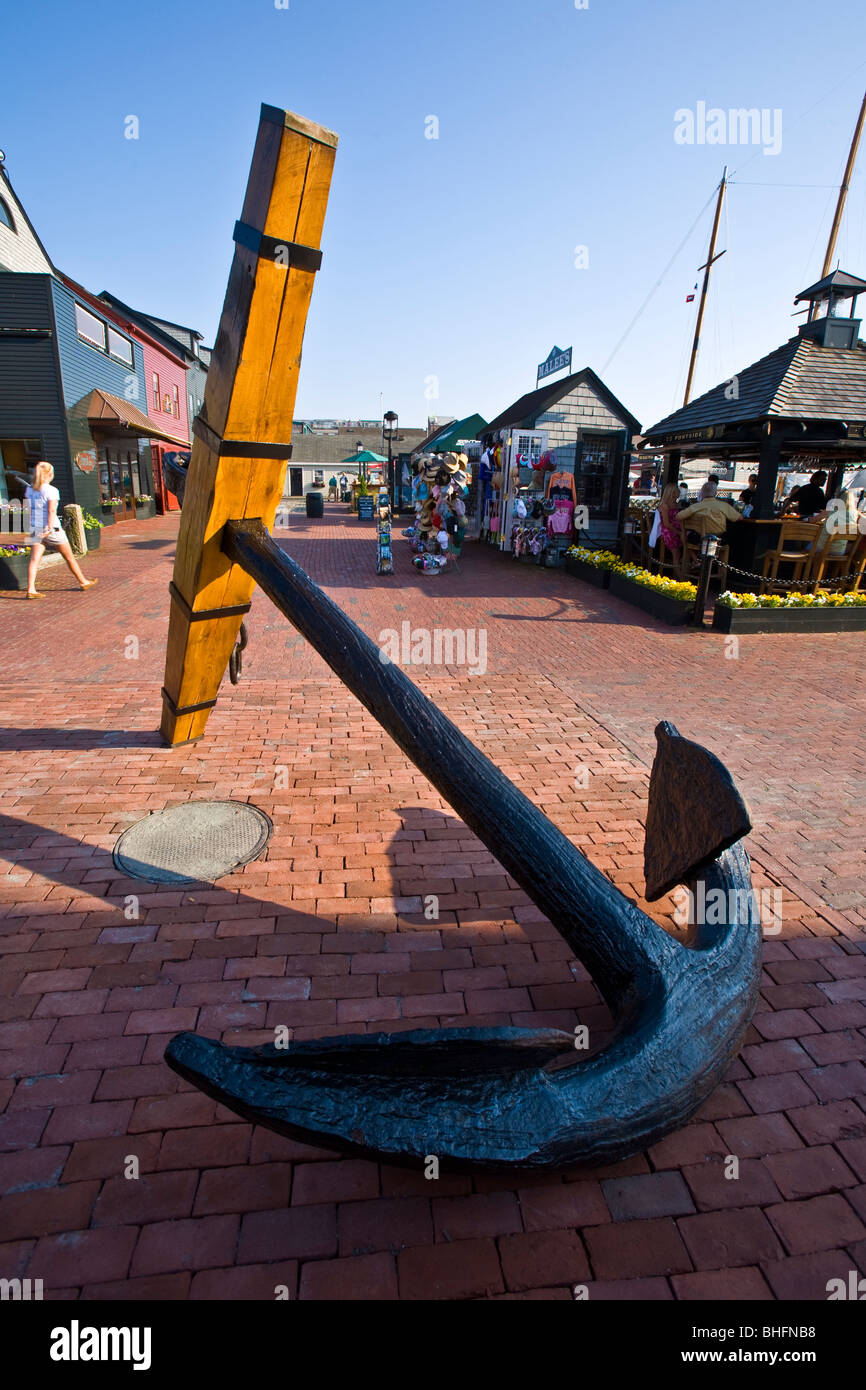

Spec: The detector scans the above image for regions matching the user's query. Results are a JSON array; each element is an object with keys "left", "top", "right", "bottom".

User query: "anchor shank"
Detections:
[{"left": 224, "top": 519, "right": 674, "bottom": 1011}]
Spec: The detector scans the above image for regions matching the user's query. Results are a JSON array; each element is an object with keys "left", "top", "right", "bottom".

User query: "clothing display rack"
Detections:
[{"left": 376, "top": 490, "right": 393, "bottom": 576}]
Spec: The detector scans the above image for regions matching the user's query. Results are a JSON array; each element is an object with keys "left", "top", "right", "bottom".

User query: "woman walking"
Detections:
[{"left": 25, "top": 462, "right": 97, "bottom": 598}]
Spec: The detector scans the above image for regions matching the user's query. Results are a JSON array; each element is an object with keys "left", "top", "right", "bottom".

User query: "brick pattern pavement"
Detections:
[{"left": 1, "top": 508, "right": 864, "bottom": 1299}]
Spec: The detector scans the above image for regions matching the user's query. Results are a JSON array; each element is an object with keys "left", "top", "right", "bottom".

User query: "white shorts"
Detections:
[{"left": 30, "top": 527, "right": 64, "bottom": 547}]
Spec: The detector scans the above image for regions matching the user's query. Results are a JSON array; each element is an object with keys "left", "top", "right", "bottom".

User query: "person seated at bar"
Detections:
[
  {"left": 739, "top": 474, "right": 759, "bottom": 510},
  {"left": 808, "top": 489, "right": 866, "bottom": 556},
  {"left": 784, "top": 470, "right": 828, "bottom": 518},
  {"left": 656, "top": 483, "right": 684, "bottom": 553},
  {"left": 678, "top": 493, "right": 742, "bottom": 539},
  {"left": 699, "top": 473, "right": 720, "bottom": 499}
]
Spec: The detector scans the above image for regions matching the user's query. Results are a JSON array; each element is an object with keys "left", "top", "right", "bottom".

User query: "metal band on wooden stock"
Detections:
[
  {"left": 232, "top": 220, "right": 324, "bottom": 274},
  {"left": 167, "top": 582, "right": 252, "bottom": 624},
  {"left": 191, "top": 416, "right": 293, "bottom": 460},
  {"left": 160, "top": 689, "right": 218, "bottom": 718}
]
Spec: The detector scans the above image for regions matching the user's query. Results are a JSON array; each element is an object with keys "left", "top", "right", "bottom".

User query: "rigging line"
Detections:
[
  {"left": 729, "top": 181, "right": 842, "bottom": 188},
  {"left": 602, "top": 186, "right": 718, "bottom": 374},
  {"left": 727, "top": 63, "right": 866, "bottom": 183},
  {"left": 799, "top": 159, "right": 847, "bottom": 285}
]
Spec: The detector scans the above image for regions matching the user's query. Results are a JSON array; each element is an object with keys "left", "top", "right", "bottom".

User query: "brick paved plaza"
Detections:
[{"left": 1, "top": 507, "right": 865, "bottom": 1300}]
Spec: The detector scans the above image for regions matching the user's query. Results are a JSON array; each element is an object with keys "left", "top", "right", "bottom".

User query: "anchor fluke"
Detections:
[{"left": 644, "top": 720, "right": 752, "bottom": 901}]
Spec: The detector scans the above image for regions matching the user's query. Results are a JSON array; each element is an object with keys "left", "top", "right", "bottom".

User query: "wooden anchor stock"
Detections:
[{"left": 160, "top": 103, "right": 337, "bottom": 747}]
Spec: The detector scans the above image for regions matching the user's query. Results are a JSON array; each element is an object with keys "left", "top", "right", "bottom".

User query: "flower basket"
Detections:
[
  {"left": 713, "top": 590, "right": 866, "bottom": 633},
  {"left": 0, "top": 546, "right": 31, "bottom": 590},
  {"left": 609, "top": 570, "right": 695, "bottom": 624}
]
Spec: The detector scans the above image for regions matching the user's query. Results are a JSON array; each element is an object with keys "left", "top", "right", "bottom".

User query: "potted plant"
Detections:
[
  {"left": 608, "top": 561, "right": 696, "bottom": 624},
  {"left": 135, "top": 493, "right": 156, "bottom": 518},
  {"left": 101, "top": 496, "right": 122, "bottom": 524},
  {"left": 0, "top": 543, "right": 31, "bottom": 590},
  {"left": 713, "top": 588, "right": 866, "bottom": 633},
  {"left": 82, "top": 512, "right": 104, "bottom": 551}
]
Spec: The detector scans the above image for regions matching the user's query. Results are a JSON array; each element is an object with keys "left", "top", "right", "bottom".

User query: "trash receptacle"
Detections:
[{"left": 305, "top": 491, "right": 324, "bottom": 519}]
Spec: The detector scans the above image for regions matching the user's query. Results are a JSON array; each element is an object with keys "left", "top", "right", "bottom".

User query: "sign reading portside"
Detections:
[{"left": 537, "top": 345, "right": 572, "bottom": 384}]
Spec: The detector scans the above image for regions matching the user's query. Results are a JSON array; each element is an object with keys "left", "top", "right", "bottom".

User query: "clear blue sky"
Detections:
[{"left": 4, "top": 0, "right": 866, "bottom": 431}]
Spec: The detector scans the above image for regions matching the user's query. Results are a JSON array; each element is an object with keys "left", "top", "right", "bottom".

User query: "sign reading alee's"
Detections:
[{"left": 537, "top": 345, "right": 572, "bottom": 384}]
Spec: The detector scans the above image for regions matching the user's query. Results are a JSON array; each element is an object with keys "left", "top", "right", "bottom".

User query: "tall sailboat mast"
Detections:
[
  {"left": 818, "top": 90, "right": 866, "bottom": 289},
  {"left": 683, "top": 167, "right": 727, "bottom": 407}
]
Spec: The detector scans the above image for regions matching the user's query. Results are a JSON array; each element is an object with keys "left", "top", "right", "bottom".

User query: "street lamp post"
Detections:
[{"left": 383, "top": 410, "right": 398, "bottom": 513}]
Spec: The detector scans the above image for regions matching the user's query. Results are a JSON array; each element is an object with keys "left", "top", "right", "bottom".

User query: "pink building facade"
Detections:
[{"left": 136, "top": 336, "right": 190, "bottom": 512}]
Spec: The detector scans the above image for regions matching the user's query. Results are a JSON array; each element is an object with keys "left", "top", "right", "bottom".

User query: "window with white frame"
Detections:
[
  {"left": 107, "top": 327, "right": 133, "bottom": 366},
  {"left": 75, "top": 304, "right": 107, "bottom": 350}
]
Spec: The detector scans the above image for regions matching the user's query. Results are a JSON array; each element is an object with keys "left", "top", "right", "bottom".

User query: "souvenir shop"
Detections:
[
  {"left": 401, "top": 452, "right": 472, "bottom": 575},
  {"left": 477, "top": 368, "right": 641, "bottom": 564}
]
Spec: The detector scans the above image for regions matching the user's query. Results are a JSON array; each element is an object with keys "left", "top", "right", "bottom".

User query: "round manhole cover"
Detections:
[{"left": 113, "top": 801, "right": 273, "bottom": 884}]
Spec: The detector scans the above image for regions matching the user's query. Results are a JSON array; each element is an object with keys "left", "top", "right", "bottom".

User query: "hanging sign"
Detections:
[{"left": 537, "top": 345, "right": 572, "bottom": 384}]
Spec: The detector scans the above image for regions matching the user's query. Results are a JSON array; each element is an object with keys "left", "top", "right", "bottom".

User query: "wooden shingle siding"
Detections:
[{"left": 0, "top": 173, "right": 54, "bottom": 275}]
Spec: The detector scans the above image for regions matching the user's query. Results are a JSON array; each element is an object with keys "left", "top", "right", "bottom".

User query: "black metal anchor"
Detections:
[{"left": 164, "top": 516, "right": 762, "bottom": 1172}]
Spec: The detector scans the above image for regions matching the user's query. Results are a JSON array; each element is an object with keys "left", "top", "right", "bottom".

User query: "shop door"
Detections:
[
  {"left": 108, "top": 453, "right": 135, "bottom": 519},
  {"left": 500, "top": 429, "right": 547, "bottom": 550}
]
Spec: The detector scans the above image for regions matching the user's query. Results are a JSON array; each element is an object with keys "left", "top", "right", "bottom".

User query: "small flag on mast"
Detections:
[{"left": 686, "top": 283, "right": 698, "bottom": 303}]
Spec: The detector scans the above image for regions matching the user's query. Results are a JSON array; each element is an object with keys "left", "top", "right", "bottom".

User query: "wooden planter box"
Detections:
[
  {"left": 100, "top": 506, "right": 118, "bottom": 525},
  {"left": 0, "top": 551, "right": 31, "bottom": 590},
  {"left": 85, "top": 528, "right": 102, "bottom": 551},
  {"left": 712, "top": 602, "right": 866, "bottom": 634},
  {"left": 564, "top": 556, "right": 611, "bottom": 588},
  {"left": 609, "top": 570, "right": 695, "bottom": 625},
  {"left": 135, "top": 499, "right": 156, "bottom": 519}
]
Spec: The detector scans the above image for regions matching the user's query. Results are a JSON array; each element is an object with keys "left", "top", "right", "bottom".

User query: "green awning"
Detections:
[
  {"left": 426, "top": 413, "right": 487, "bottom": 454},
  {"left": 341, "top": 448, "right": 387, "bottom": 463}
]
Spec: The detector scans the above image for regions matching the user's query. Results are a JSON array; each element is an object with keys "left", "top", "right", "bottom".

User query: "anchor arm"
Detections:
[{"left": 165, "top": 525, "right": 762, "bottom": 1170}]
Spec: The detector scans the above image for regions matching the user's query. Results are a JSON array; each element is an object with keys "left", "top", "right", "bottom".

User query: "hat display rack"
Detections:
[{"left": 403, "top": 452, "right": 470, "bottom": 576}]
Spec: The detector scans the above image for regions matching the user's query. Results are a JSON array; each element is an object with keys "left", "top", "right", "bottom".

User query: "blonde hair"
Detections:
[
  {"left": 32, "top": 461, "right": 54, "bottom": 490},
  {"left": 660, "top": 483, "right": 679, "bottom": 509}
]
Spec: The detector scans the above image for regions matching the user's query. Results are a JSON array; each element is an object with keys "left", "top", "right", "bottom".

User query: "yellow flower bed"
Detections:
[
  {"left": 612, "top": 562, "right": 697, "bottom": 602},
  {"left": 565, "top": 546, "right": 619, "bottom": 570},
  {"left": 718, "top": 589, "right": 866, "bottom": 609}
]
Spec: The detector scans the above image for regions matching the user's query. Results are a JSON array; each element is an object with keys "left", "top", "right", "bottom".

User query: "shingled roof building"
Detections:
[
  {"left": 479, "top": 367, "right": 641, "bottom": 545},
  {"left": 643, "top": 270, "right": 866, "bottom": 509}
]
